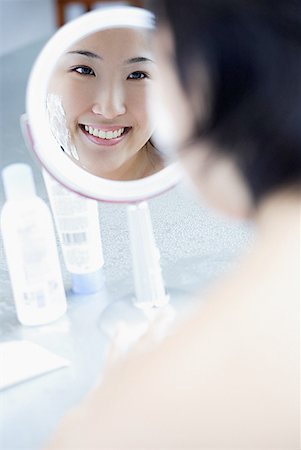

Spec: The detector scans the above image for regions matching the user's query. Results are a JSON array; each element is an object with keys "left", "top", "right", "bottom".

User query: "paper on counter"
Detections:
[{"left": 0, "top": 340, "right": 70, "bottom": 391}]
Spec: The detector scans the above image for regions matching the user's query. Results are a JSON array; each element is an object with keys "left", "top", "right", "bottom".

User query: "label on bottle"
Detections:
[
  {"left": 15, "top": 208, "right": 63, "bottom": 309},
  {"left": 1, "top": 201, "right": 66, "bottom": 325},
  {"left": 43, "top": 172, "right": 104, "bottom": 274}
]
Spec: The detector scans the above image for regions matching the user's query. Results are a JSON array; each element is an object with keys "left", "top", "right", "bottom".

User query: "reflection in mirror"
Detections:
[
  {"left": 46, "top": 27, "right": 166, "bottom": 181},
  {"left": 27, "top": 6, "right": 182, "bottom": 202}
]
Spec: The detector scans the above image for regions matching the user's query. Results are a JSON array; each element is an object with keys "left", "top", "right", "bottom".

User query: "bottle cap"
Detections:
[
  {"left": 2, "top": 163, "right": 36, "bottom": 200},
  {"left": 70, "top": 268, "right": 105, "bottom": 295}
]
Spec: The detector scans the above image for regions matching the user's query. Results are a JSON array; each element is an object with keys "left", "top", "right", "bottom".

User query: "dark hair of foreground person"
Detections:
[{"left": 153, "top": 0, "right": 301, "bottom": 203}]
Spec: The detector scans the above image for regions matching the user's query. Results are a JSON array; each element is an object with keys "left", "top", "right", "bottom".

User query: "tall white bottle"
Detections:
[{"left": 1, "top": 163, "right": 67, "bottom": 326}]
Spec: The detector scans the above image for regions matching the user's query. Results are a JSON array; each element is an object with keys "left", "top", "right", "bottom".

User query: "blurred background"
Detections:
[{"left": 0, "top": 0, "right": 147, "bottom": 57}]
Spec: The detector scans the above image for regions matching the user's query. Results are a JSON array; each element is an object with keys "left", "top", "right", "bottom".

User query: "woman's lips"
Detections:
[{"left": 79, "top": 124, "right": 131, "bottom": 147}]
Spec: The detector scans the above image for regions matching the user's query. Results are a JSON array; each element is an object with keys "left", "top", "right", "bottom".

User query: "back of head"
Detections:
[{"left": 154, "top": 0, "right": 301, "bottom": 204}]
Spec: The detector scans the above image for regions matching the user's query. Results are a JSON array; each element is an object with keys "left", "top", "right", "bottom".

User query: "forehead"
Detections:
[{"left": 67, "top": 27, "right": 152, "bottom": 58}]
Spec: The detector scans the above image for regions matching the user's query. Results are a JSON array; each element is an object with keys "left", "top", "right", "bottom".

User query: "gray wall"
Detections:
[
  {"left": 0, "top": 0, "right": 56, "bottom": 56},
  {"left": 0, "top": 0, "right": 104, "bottom": 57}
]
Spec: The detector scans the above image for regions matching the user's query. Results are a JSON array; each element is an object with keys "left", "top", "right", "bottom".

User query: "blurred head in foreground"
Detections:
[{"left": 153, "top": 0, "right": 301, "bottom": 217}]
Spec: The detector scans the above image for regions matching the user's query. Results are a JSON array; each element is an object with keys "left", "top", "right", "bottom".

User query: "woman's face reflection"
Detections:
[{"left": 48, "top": 27, "right": 164, "bottom": 180}]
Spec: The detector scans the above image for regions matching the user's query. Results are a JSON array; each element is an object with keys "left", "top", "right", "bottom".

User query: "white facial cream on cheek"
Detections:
[{"left": 46, "top": 93, "right": 79, "bottom": 160}]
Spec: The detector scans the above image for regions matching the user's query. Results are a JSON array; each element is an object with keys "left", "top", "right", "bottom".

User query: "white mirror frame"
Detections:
[{"left": 26, "top": 6, "right": 182, "bottom": 203}]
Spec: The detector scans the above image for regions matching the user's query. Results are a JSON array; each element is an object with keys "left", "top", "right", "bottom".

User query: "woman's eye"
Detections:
[
  {"left": 71, "top": 66, "right": 95, "bottom": 76},
  {"left": 127, "top": 71, "right": 148, "bottom": 80}
]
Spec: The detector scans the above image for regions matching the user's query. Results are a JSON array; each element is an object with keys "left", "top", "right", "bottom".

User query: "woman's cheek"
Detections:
[{"left": 127, "top": 90, "right": 149, "bottom": 125}]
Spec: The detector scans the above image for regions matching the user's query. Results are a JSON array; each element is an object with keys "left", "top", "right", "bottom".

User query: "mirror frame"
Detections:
[{"left": 26, "top": 6, "right": 182, "bottom": 203}]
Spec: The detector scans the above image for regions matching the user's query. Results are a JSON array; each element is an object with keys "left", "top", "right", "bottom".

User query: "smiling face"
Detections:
[{"left": 47, "top": 27, "right": 163, "bottom": 180}]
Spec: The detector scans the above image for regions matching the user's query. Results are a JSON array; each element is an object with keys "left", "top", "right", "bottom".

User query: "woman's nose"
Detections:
[{"left": 91, "top": 84, "right": 126, "bottom": 119}]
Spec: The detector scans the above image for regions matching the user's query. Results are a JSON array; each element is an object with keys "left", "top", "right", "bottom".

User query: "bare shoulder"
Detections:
[{"left": 46, "top": 279, "right": 299, "bottom": 449}]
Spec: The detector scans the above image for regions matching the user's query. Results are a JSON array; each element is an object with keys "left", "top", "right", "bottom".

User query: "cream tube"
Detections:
[{"left": 42, "top": 170, "right": 105, "bottom": 294}]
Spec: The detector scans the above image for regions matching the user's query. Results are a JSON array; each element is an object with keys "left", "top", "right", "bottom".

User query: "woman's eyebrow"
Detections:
[
  {"left": 65, "top": 52, "right": 154, "bottom": 64},
  {"left": 66, "top": 50, "right": 102, "bottom": 59},
  {"left": 124, "top": 56, "right": 154, "bottom": 64}
]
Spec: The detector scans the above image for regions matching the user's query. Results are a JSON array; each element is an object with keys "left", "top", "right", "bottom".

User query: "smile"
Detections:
[
  {"left": 80, "top": 124, "right": 130, "bottom": 139},
  {"left": 79, "top": 124, "right": 131, "bottom": 147}
]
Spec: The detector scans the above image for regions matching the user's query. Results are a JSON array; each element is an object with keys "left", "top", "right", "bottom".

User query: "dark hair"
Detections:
[{"left": 153, "top": 0, "right": 301, "bottom": 203}]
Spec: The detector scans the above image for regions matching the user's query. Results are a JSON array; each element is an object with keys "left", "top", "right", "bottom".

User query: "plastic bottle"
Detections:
[
  {"left": 1, "top": 164, "right": 67, "bottom": 326},
  {"left": 42, "top": 170, "right": 105, "bottom": 294}
]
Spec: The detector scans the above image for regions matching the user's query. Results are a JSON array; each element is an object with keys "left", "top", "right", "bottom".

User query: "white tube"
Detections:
[
  {"left": 1, "top": 164, "right": 67, "bottom": 326},
  {"left": 127, "top": 201, "right": 169, "bottom": 309},
  {"left": 43, "top": 170, "right": 105, "bottom": 294}
]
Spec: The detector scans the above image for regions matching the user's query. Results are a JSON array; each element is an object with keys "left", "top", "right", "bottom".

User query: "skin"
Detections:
[
  {"left": 45, "top": 24, "right": 300, "bottom": 448},
  {"left": 48, "top": 28, "right": 164, "bottom": 180}
]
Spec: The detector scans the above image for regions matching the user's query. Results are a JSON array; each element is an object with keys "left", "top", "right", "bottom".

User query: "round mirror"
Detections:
[{"left": 26, "top": 6, "right": 182, "bottom": 203}]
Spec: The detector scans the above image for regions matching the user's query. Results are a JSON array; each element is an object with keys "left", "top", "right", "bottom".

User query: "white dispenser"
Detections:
[
  {"left": 1, "top": 164, "right": 67, "bottom": 326},
  {"left": 42, "top": 170, "right": 104, "bottom": 294}
]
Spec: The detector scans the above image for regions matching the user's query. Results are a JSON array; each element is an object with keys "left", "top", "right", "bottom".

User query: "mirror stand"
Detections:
[
  {"left": 127, "top": 201, "right": 169, "bottom": 309},
  {"left": 98, "top": 201, "right": 172, "bottom": 355},
  {"left": 21, "top": 118, "right": 178, "bottom": 353}
]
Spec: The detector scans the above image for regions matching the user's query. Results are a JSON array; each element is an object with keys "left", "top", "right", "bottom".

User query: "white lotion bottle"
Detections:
[
  {"left": 42, "top": 170, "right": 105, "bottom": 294},
  {"left": 1, "top": 164, "right": 67, "bottom": 326}
]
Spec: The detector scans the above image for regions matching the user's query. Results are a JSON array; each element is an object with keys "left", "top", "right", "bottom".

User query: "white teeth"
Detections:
[{"left": 83, "top": 125, "right": 125, "bottom": 139}]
